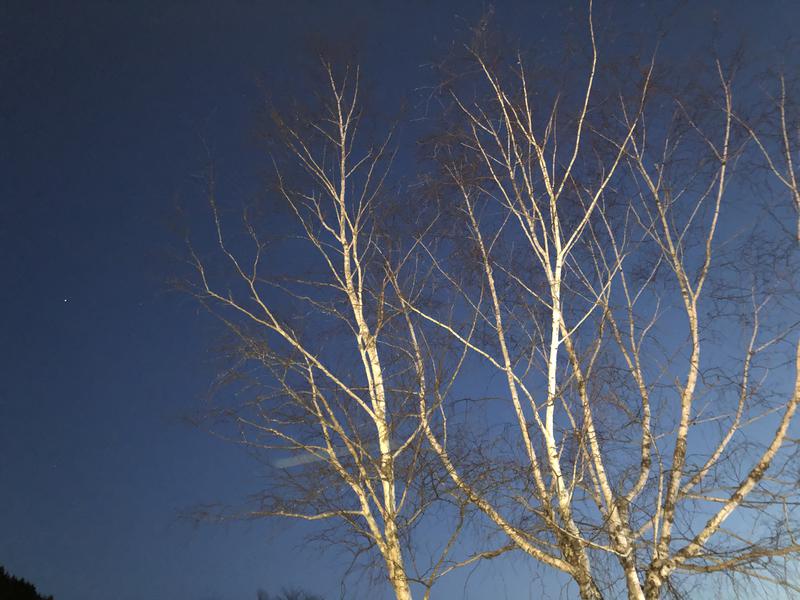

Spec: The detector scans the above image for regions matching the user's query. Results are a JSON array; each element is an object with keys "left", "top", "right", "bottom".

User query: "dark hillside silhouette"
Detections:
[
  {"left": 0, "top": 566, "right": 53, "bottom": 600},
  {"left": 257, "top": 589, "right": 323, "bottom": 600}
]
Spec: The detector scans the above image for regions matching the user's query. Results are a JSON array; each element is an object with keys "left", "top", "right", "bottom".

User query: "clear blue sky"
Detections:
[{"left": 1, "top": 1, "right": 798, "bottom": 599}]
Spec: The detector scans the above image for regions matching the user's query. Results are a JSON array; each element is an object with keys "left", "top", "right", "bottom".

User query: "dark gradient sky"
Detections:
[{"left": 1, "top": 2, "right": 798, "bottom": 599}]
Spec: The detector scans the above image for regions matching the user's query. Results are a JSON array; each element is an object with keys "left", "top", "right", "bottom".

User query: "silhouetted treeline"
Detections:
[
  {"left": 256, "top": 589, "right": 323, "bottom": 600},
  {"left": 0, "top": 566, "right": 53, "bottom": 600}
]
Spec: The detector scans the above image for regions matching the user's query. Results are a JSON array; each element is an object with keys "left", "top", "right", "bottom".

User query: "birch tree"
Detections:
[
  {"left": 184, "top": 10, "right": 800, "bottom": 600},
  {"left": 397, "top": 11, "right": 800, "bottom": 599},
  {"left": 186, "top": 62, "right": 464, "bottom": 600}
]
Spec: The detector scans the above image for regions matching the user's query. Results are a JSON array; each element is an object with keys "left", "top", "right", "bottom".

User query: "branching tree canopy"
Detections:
[{"left": 185, "top": 5, "right": 800, "bottom": 599}]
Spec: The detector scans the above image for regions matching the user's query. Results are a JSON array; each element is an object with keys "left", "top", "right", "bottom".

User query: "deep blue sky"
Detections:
[{"left": 1, "top": 2, "right": 798, "bottom": 599}]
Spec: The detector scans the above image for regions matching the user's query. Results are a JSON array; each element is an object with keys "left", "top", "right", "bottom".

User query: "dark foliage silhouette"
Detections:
[
  {"left": 0, "top": 567, "right": 53, "bottom": 600},
  {"left": 256, "top": 588, "right": 324, "bottom": 600}
]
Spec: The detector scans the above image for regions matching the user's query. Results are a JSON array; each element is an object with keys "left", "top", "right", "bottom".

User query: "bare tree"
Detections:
[
  {"left": 396, "top": 8, "right": 800, "bottom": 600},
  {"left": 185, "top": 61, "right": 469, "bottom": 600},
  {"left": 184, "top": 8, "right": 800, "bottom": 600}
]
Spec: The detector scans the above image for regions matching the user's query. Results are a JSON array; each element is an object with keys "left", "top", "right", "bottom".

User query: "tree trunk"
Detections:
[
  {"left": 383, "top": 526, "right": 413, "bottom": 600},
  {"left": 575, "top": 573, "right": 604, "bottom": 600},
  {"left": 642, "top": 568, "right": 665, "bottom": 600}
]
